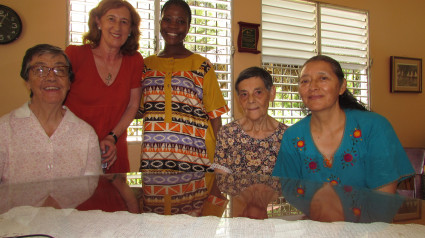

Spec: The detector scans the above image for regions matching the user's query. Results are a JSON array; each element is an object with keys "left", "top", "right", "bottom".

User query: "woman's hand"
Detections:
[
  {"left": 236, "top": 183, "right": 279, "bottom": 219},
  {"left": 98, "top": 87, "right": 141, "bottom": 171},
  {"left": 100, "top": 136, "right": 117, "bottom": 170}
]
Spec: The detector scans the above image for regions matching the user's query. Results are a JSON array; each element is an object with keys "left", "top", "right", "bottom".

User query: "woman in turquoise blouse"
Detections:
[{"left": 272, "top": 55, "right": 414, "bottom": 193}]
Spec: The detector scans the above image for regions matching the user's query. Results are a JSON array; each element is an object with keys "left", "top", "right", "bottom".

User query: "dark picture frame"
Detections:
[
  {"left": 390, "top": 56, "right": 422, "bottom": 93},
  {"left": 237, "top": 21, "right": 261, "bottom": 54}
]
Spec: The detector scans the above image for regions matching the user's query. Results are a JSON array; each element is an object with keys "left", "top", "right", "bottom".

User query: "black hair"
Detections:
[
  {"left": 161, "top": 0, "right": 192, "bottom": 25},
  {"left": 235, "top": 66, "right": 274, "bottom": 93},
  {"left": 301, "top": 55, "right": 368, "bottom": 111}
]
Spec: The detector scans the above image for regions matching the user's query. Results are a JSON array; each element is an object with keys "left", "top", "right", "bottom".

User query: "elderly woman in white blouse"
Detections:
[{"left": 0, "top": 44, "right": 102, "bottom": 184}]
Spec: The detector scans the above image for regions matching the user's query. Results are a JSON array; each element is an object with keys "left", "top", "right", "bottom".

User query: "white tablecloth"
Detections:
[{"left": 1, "top": 206, "right": 425, "bottom": 238}]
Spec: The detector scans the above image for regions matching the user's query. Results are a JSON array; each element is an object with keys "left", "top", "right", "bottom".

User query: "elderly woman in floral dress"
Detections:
[{"left": 212, "top": 66, "right": 287, "bottom": 175}]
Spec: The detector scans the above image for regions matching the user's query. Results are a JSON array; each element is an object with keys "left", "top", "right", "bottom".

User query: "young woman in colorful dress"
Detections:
[{"left": 139, "top": 0, "right": 229, "bottom": 172}]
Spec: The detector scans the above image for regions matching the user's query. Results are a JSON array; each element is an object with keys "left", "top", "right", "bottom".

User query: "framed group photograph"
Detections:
[{"left": 390, "top": 56, "right": 422, "bottom": 93}]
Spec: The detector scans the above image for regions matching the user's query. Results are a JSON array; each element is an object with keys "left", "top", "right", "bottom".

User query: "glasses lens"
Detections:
[
  {"left": 32, "top": 66, "right": 46, "bottom": 77},
  {"left": 53, "top": 66, "right": 69, "bottom": 77},
  {"left": 31, "top": 66, "right": 69, "bottom": 77}
]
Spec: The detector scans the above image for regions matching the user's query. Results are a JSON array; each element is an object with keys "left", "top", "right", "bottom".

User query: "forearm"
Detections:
[
  {"left": 112, "top": 175, "right": 140, "bottom": 213},
  {"left": 109, "top": 88, "right": 142, "bottom": 138},
  {"left": 376, "top": 181, "right": 397, "bottom": 194}
]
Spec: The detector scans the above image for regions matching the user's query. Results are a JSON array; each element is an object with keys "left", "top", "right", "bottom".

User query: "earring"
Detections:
[
  {"left": 128, "top": 33, "right": 131, "bottom": 37},
  {"left": 98, "top": 27, "right": 101, "bottom": 30}
]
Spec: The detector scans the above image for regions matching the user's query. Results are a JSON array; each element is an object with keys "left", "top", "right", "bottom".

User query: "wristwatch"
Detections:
[{"left": 108, "top": 131, "right": 118, "bottom": 144}]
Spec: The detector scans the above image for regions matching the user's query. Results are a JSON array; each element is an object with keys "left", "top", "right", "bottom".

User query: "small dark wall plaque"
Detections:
[{"left": 237, "top": 22, "right": 261, "bottom": 54}]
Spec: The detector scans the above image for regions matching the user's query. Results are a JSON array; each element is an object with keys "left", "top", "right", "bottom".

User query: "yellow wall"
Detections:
[
  {"left": 319, "top": 0, "right": 425, "bottom": 148},
  {"left": 0, "top": 0, "right": 68, "bottom": 114},
  {"left": 0, "top": 0, "right": 424, "bottom": 171}
]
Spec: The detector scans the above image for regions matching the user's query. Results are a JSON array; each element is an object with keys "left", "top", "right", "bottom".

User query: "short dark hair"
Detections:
[
  {"left": 161, "top": 0, "right": 192, "bottom": 26},
  {"left": 235, "top": 66, "right": 274, "bottom": 94},
  {"left": 83, "top": 0, "right": 141, "bottom": 55},
  {"left": 20, "top": 44, "right": 74, "bottom": 83},
  {"left": 301, "top": 55, "right": 367, "bottom": 111}
]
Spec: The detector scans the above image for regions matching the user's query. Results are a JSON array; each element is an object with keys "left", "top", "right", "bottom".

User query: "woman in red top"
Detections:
[{"left": 65, "top": 0, "right": 143, "bottom": 173}]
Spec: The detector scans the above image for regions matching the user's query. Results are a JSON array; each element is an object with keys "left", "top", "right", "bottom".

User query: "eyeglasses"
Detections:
[{"left": 30, "top": 65, "right": 70, "bottom": 77}]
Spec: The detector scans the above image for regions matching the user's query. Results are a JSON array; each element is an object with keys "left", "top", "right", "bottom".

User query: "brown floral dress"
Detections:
[{"left": 212, "top": 120, "right": 287, "bottom": 175}]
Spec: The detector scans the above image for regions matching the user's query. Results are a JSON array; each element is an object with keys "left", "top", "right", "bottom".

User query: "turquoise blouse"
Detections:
[{"left": 272, "top": 109, "right": 414, "bottom": 189}]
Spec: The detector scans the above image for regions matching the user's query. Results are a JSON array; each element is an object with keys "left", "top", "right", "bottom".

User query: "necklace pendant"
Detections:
[{"left": 106, "top": 73, "right": 112, "bottom": 85}]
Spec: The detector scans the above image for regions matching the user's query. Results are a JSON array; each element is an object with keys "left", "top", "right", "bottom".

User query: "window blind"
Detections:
[
  {"left": 262, "top": 0, "right": 369, "bottom": 70},
  {"left": 262, "top": 0, "right": 370, "bottom": 125},
  {"left": 262, "top": 0, "right": 316, "bottom": 66}
]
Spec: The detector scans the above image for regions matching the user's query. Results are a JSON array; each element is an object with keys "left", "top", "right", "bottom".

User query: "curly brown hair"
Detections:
[{"left": 83, "top": 0, "right": 141, "bottom": 55}]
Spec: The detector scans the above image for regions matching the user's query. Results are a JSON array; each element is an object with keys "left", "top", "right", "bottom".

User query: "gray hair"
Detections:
[
  {"left": 235, "top": 66, "right": 273, "bottom": 94},
  {"left": 20, "top": 44, "right": 74, "bottom": 83}
]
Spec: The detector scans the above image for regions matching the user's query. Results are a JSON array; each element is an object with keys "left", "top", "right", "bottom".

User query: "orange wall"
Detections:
[
  {"left": 320, "top": 1, "right": 425, "bottom": 147},
  {"left": 0, "top": 0, "right": 424, "bottom": 171},
  {"left": 0, "top": 0, "right": 68, "bottom": 114}
]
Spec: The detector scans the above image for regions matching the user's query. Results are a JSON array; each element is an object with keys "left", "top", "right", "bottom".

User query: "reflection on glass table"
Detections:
[
  {"left": 1, "top": 172, "right": 425, "bottom": 237},
  {"left": 215, "top": 173, "right": 424, "bottom": 224}
]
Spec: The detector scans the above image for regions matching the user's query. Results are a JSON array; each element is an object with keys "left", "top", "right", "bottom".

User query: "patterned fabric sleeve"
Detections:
[
  {"left": 213, "top": 124, "right": 232, "bottom": 172},
  {"left": 201, "top": 60, "right": 229, "bottom": 119},
  {"left": 136, "top": 63, "right": 149, "bottom": 119},
  {"left": 216, "top": 173, "right": 281, "bottom": 196}
]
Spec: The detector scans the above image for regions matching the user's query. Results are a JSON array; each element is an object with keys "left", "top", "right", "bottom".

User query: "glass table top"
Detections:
[{"left": 0, "top": 172, "right": 423, "bottom": 225}]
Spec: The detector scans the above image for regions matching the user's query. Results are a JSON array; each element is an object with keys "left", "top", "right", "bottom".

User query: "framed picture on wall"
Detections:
[
  {"left": 237, "top": 22, "right": 261, "bottom": 54},
  {"left": 390, "top": 56, "right": 422, "bottom": 93}
]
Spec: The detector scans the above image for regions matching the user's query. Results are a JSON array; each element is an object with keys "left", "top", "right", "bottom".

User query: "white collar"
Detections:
[{"left": 14, "top": 101, "right": 79, "bottom": 123}]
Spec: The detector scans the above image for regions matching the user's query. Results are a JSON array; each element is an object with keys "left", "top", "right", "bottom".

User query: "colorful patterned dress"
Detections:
[
  {"left": 212, "top": 120, "right": 287, "bottom": 175},
  {"left": 139, "top": 54, "right": 229, "bottom": 172},
  {"left": 140, "top": 172, "right": 228, "bottom": 216},
  {"left": 272, "top": 109, "right": 414, "bottom": 189}
]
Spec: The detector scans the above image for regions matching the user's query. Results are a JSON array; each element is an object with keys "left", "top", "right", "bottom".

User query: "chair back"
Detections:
[
  {"left": 404, "top": 147, "right": 425, "bottom": 199},
  {"left": 404, "top": 148, "right": 425, "bottom": 175}
]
